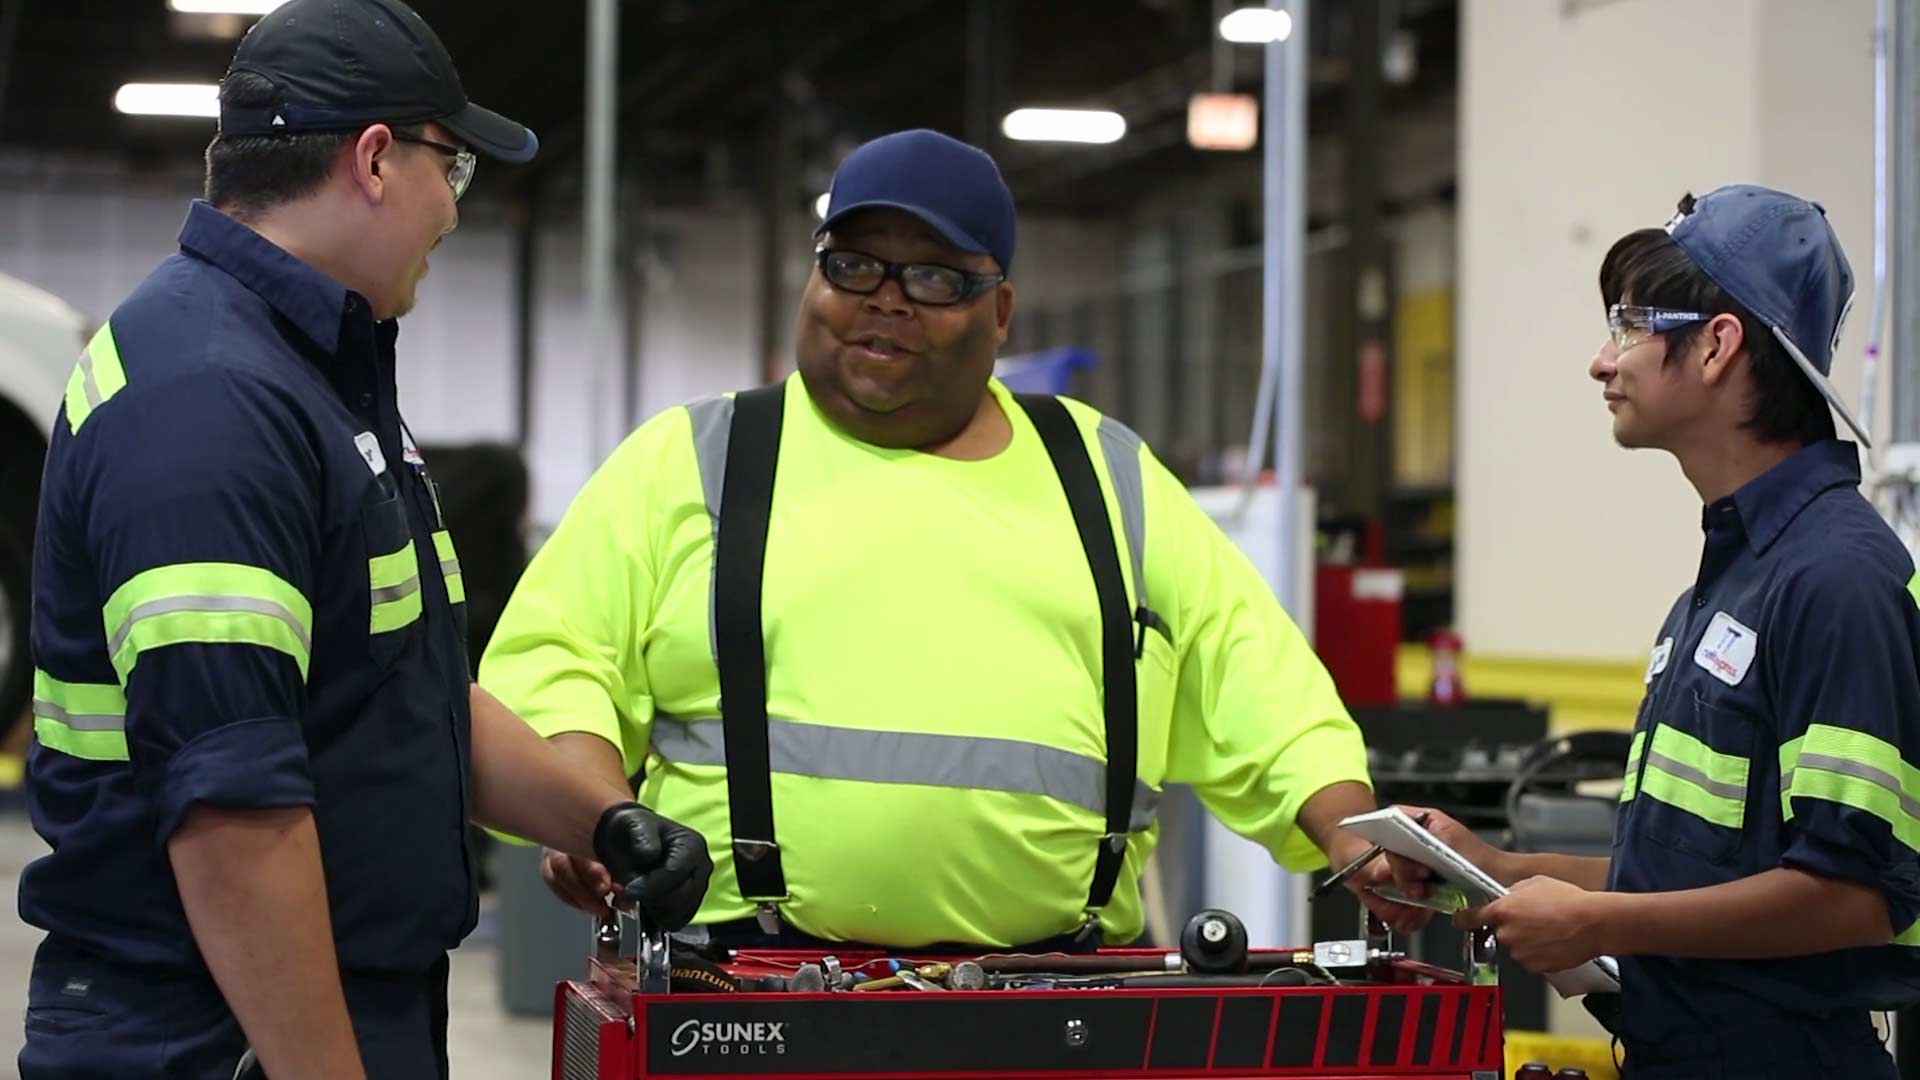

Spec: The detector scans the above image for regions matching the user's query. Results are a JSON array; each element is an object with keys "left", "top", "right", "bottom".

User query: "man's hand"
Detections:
[
  {"left": 1330, "top": 831, "right": 1433, "bottom": 934},
  {"left": 1382, "top": 805, "right": 1506, "bottom": 896},
  {"left": 593, "top": 802, "right": 713, "bottom": 930},
  {"left": 541, "top": 848, "right": 618, "bottom": 916},
  {"left": 1460, "top": 876, "right": 1613, "bottom": 974},
  {"left": 1294, "top": 782, "right": 1432, "bottom": 933}
]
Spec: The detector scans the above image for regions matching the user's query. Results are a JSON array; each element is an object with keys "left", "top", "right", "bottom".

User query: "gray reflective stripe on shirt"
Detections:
[
  {"left": 1096, "top": 415, "right": 1146, "bottom": 612},
  {"left": 106, "top": 594, "right": 315, "bottom": 662},
  {"left": 370, "top": 575, "right": 423, "bottom": 607},
  {"left": 1645, "top": 747, "right": 1748, "bottom": 802},
  {"left": 650, "top": 714, "right": 1160, "bottom": 831},
  {"left": 30, "top": 699, "right": 124, "bottom": 731},
  {"left": 1787, "top": 753, "right": 1920, "bottom": 821},
  {"left": 686, "top": 394, "right": 736, "bottom": 663},
  {"left": 78, "top": 347, "right": 105, "bottom": 410},
  {"left": 439, "top": 557, "right": 461, "bottom": 579}
]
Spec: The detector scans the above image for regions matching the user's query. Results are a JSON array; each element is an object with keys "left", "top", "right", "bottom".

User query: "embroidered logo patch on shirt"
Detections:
[
  {"left": 1645, "top": 637, "right": 1673, "bottom": 684},
  {"left": 353, "top": 431, "right": 387, "bottom": 477},
  {"left": 1693, "top": 612, "right": 1757, "bottom": 687}
]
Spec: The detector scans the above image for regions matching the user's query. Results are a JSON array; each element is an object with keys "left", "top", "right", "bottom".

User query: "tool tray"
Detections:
[{"left": 554, "top": 933, "right": 1505, "bottom": 1080}]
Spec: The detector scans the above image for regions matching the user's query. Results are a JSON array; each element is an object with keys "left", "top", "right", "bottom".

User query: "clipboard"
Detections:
[{"left": 1339, "top": 806, "right": 1622, "bottom": 997}]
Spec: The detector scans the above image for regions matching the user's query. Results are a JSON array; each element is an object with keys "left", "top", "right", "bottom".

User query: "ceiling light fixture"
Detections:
[
  {"left": 1001, "top": 108, "right": 1126, "bottom": 145},
  {"left": 113, "top": 83, "right": 221, "bottom": 119}
]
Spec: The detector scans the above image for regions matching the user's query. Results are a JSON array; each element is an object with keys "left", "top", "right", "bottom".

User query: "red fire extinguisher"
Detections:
[{"left": 1428, "top": 628, "right": 1464, "bottom": 706}]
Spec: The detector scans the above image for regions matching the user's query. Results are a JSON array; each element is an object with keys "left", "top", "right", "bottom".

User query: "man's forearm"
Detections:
[
  {"left": 169, "top": 805, "right": 365, "bottom": 1080},
  {"left": 1599, "top": 867, "right": 1892, "bottom": 958},
  {"left": 468, "top": 684, "right": 631, "bottom": 857},
  {"left": 1499, "top": 852, "right": 1611, "bottom": 891},
  {"left": 1296, "top": 780, "right": 1378, "bottom": 857},
  {"left": 545, "top": 729, "right": 631, "bottom": 789}
]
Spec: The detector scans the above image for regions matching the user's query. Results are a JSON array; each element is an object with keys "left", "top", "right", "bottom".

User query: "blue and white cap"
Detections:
[{"left": 1665, "top": 184, "right": 1864, "bottom": 446}]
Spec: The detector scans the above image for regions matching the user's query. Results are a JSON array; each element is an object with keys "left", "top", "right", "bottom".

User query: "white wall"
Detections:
[
  {"left": 1457, "top": 0, "right": 1880, "bottom": 659},
  {"left": 1756, "top": 0, "right": 1885, "bottom": 442}
]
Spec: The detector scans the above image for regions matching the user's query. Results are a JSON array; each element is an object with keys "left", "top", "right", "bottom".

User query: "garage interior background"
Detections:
[{"left": 0, "top": 0, "right": 1910, "bottom": 1075}]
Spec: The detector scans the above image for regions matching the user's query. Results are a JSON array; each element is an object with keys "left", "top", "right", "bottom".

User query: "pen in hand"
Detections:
[{"left": 1311, "top": 810, "right": 1433, "bottom": 900}]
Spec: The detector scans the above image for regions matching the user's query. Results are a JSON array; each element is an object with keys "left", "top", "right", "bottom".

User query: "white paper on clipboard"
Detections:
[{"left": 1339, "top": 806, "right": 1622, "bottom": 998}]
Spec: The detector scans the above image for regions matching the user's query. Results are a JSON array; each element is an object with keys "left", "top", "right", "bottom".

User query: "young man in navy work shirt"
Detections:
[
  {"left": 18, "top": 2, "right": 710, "bottom": 1078},
  {"left": 1373, "top": 185, "right": 1920, "bottom": 1078}
]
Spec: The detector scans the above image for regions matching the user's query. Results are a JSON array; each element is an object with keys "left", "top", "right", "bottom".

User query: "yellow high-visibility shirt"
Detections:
[{"left": 479, "top": 372, "right": 1369, "bottom": 947}]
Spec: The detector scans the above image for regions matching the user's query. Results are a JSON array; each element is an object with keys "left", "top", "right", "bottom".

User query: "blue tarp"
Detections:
[{"left": 993, "top": 346, "right": 1099, "bottom": 394}]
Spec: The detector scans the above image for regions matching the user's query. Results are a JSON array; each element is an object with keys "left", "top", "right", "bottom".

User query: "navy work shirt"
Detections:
[
  {"left": 21, "top": 201, "right": 476, "bottom": 976},
  {"left": 1610, "top": 438, "right": 1920, "bottom": 1046}
]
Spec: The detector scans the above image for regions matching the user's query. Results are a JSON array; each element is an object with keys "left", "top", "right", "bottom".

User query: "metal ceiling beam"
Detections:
[{"left": 514, "top": 0, "right": 941, "bottom": 196}]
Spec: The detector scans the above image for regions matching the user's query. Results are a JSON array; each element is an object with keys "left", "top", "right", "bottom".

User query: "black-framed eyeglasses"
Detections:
[
  {"left": 816, "top": 248, "right": 1005, "bottom": 306},
  {"left": 391, "top": 132, "right": 476, "bottom": 202},
  {"left": 1607, "top": 303, "right": 1711, "bottom": 350}
]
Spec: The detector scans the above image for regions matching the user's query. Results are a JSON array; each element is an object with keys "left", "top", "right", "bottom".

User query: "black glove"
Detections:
[{"left": 592, "top": 801, "right": 712, "bottom": 930}]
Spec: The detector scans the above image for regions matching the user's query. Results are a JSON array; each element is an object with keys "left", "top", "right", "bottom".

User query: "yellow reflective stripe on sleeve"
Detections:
[
  {"left": 31, "top": 669, "right": 129, "bottom": 761},
  {"left": 1620, "top": 729, "right": 1647, "bottom": 803},
  {"left": 1895, "top": 917, "right": 1920, "bottom": 947},
  {"left": 1638, "top": 724, "right": 1748, "bottom": 830},
  {"left": 369, "top": 541, "right": 423, "bottom": 633},
  {"left": 103, "top": 562, "right": 313, "bottom": 683},
  {"left": 64, "top": 322, "right": 128, "bottom": 434},
  {"left": 431, "top": 530, "right": 464, "bottom": 605},
  {"left": 1781, "top": 723, "right": 1920, "bottom": 852}
]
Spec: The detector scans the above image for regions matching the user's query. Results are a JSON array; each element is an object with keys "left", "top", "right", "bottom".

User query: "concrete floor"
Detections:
[{"left": 0, "top": 812, "right": 555, "bottom": 1079}]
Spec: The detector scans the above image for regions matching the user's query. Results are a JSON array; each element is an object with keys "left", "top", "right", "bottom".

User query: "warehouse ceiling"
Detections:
[{"left": 0, "top": 0, "right": 1458, "bottom": 215}]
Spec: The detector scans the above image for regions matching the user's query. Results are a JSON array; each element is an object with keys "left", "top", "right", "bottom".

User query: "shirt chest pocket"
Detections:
[
  {"left": 363, "top": 484, "right": 423, "bottom": 666},
  {"left": 1635, "top": 690, "right": 1760, "bottom": 865}
]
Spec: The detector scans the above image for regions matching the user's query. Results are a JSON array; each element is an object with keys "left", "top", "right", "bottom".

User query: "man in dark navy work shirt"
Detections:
[
  {"left": 1371, "top": 185, "right": 1920, "bottom": 1078},
  {"left": 18, "top": 3, "right": 711, "bottom": 1078}
]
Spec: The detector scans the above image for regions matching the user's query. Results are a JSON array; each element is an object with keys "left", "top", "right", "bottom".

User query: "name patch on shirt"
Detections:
[
  {"left": 1645, "top": 637, "right": 1673, "bottom": 684},
  {"left": 353, "top": 432, "right": 387, "bottom": 477},
  {"left": 1694, "top": 612, "right": 1757, "bottom": 687}
]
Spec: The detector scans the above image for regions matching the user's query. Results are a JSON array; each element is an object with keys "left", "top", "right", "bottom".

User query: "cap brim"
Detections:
[
  {"left": 441, "top": 101, "right": 538, "bottom": 164},
  {"left": 1774, "top": 326, "right": 1872, "bottom": 448},
  {"left": 816, "top": 200, "right": 990, "bottom": 259}
]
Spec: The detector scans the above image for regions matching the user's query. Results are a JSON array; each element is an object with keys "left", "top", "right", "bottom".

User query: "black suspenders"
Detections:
[
  {"left": 1014, "top": 392, "right": 1139, "bottom": 913},
  {"left": 711, "top": 383, "right": 789, "bottom": 916},
  {"left": 708, "top": 380, "right": 1141, "bottom": 925}
]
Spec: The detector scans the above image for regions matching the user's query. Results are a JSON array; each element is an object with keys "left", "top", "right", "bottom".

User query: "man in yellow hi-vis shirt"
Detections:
[{"left": 480, "top": 129, "right": 1395, "bottom": 952}]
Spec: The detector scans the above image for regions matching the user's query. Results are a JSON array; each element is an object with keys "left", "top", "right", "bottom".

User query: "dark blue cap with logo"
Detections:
[
  {"left": 1664, "top": 183, "right": 1864, "bottom": 445},
  {"left": 815, "top": 129, "right": 1017, "bottom": 273},
  {"left": 219, "top": 0, "right": 538, "bottom": 164}
]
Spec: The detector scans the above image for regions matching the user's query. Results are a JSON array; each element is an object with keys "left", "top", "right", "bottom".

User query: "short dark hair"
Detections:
[
  {"left": 203, "top": 71, "right": 356, "bottom": 221},
  {"left": 1599, "top": 212, "right": 1834, "bottom": 446},
  {"left": 204, "top": 72, "right": 431, "bottom": 221}
]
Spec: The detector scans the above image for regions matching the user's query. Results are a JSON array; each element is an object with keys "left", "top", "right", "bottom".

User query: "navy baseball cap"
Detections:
[
  {"left": 218, "top": 0, "right": 538, "bottom": 164},
  {"left": 1664, "top": 183, "right": 1864, "bottom": 445},
  {"left": 815, "top": 129, "right": 1016, "bottom": 273}
]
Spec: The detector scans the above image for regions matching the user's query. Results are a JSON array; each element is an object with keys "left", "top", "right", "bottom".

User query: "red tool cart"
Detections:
[{"left": 553, "top": 910, "right": 1506, "bottom": 1080}]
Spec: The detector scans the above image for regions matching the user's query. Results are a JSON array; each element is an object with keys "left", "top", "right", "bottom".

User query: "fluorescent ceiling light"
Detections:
[
  {"left": 168, "top": 0, "right": 288, "bottom": 13},
  {"left": 1001, "top": 108, "right": 1126, "bottom": 145},
  {"left": 814, "top": 192, "right": 832, "bottom": 220},
  {"left": 1219, "top": 7, "right": 1293, "bottom": 44},
  {"left": 113, "top": 83, "right": 220, "bottom": 119}
]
